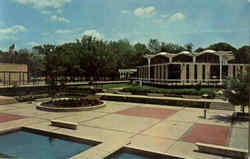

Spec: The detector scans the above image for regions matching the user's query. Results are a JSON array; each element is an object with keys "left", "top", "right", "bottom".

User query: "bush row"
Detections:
[{"left": 121, "top": 86, "right": 216, "bottom": 98}]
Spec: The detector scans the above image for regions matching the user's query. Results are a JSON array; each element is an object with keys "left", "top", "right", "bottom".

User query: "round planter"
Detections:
[{"left": 36, "top": 99, "right": 105, "bottom": 112}]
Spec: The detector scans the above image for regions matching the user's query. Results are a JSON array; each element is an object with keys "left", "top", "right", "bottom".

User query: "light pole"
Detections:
[
  {"left": 219, "top": 55, "right": 222, "bottom": 83},
  {"left": 47, "top": 47, "right": 55, "bottom": 98}
]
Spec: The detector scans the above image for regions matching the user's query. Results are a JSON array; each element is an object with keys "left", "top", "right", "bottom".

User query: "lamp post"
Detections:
[
  {"left": 202, "top": 94, "right": 209, "bottom": 119},
  {"left": 46, "top": 47, "right": 56, "bottom": 98},
  {"left": 219, "top": 55, "right": 223, "bottom": 83}
]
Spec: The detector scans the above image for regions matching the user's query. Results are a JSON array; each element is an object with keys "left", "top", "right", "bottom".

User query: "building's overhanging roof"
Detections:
[{"left": 144, "top": 50, "right": 235, "bottom": 60}]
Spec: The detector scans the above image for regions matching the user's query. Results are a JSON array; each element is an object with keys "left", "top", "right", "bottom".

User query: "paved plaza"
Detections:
[{"left": 0, "top": 100, "right": 248, "bottom": 159}]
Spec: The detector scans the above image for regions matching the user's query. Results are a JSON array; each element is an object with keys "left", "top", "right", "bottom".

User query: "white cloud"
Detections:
[
  {"left": 56, "top": 9, "right": 63, "bottom": 14},
  {"left": 121, "top": 10, "right": 130, "bottom": 14},
  {"left": 248, "top": 0, "right": 250, "bottom": 2},
  {"left": 56, "top": 29, "right": 73, "bottom": 34},
  {"left": 0, "top": 21, "right": 5, "bottom": 27},
  {"left": 51, "top": 15, "right": 70, "bottom": 23},
  {"left": 82, "top": 29, "right": 104, "bottom": 39},
  {"left": 40, "top": 10, "right": 51, "bottom": 15},
  {"left": 152, "top": 19, "right": 163, "bottom": 24},
  {"left": 26, "top": 41, "right": 39, "bottom": 46},
  {"left": 0, "top": 25, "right": 27, "bottom": 34},
  {"left": 134, "top": 6, "right": 156, "bottom": 17},
  {"left": 1, "top": 35, "right": 18, "bottom": 41},
  {"left": 169, "top": 12, "right": 185, "bottom": 21},
  {"left": 160, "top": 14, "right": 169, "bottom": 18},
  {"left": 14, "top": 0, "right": 72, "bottom": 9}
]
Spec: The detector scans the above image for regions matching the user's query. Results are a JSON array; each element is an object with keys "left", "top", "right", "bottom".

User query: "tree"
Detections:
[
  {"left": 223, "top": 74, "right": 248, "bottom": 113},
  {"left": 160, "top": 42, "right": 185, "bottom": 53},
  {"left": 207, "top": 42, "right": 237, "bottom": 52},
  {"left": 134, "top": 42, "right": 149, "bottom": 54},
  {"left": 233, "top": 45, "right": 249, "bottom": 64},
  {"left": 185, "top": 43, "right": 193, "bottom": 52},
  {"left": 147, "top": 39, "right": 161, "bottom": 53},
  {"left": 194, "top": 47, "right": 205, "bottom": 52}
]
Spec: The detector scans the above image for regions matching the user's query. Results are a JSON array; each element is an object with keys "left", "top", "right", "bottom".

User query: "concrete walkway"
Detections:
[
  {"left": 0, "top": 101, "right": 248, "bottom": 159},
  {"left": 0, "top": 96, "right": 17, "bottom": 105}
]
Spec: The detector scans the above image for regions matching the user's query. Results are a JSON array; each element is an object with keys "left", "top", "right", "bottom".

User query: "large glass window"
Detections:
[
  {"left": 194, "top": 65, "right": 197, "bottom": 79},
  {"left": 168, "top": 64, "right": 181, "bottom": 79},
  {"left": 233, "top": 65, "right": 236, "bottom": 78},
  {"left": 186, "top": 64, "right": 189, "bottom": 80},
  {"left": 211, "top": 65, "right": 220, "bottom": 79},
  {"left": 202, "top": 65, "right": 206, "bottom": 80}
]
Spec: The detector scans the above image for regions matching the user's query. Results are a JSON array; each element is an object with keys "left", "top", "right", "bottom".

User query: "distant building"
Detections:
[
  {"left": 136, "top": 50, "right": 247, "bottom": 86},
  {"left": 0, "top": 63, "right": 28, "bottom": 84},
  {"left": 119, "top": 69, "right": 137, "bottom": 80}
]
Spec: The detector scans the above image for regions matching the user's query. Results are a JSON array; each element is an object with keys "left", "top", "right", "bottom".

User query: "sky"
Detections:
[{"left": 0, "top": 0, "right": 249, "bottom": 51}]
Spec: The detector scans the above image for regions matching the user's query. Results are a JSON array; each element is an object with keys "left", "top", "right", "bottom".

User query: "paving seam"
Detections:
[
  {"left": 77, "top": 112, "right": 114, "bottom": 123},
  {"left": 127, "top": 117, "right": 173, "bottom": 139},
  {"left": 135, "top": 133, "right": 179, "bottom": 141},
  {"left": 177, "top": 122, "right": 196, "bottom": 142},
  {"left": 165, "top": 140, "right": 179, "bottom": 154},
  {"left": 77, "top": 123, "right": 136, "bottom": 136},
  {"left": 226, "top": 123, "right": 233, "bottom": 147}
]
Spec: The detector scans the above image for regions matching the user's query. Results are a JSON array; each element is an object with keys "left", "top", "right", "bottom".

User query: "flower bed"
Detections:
[
  {"left": 42, "top": 97, "right": 101, "bottom": 108},
  {"left": 37, "top": 96, "right": 105, "bottom": 112}
]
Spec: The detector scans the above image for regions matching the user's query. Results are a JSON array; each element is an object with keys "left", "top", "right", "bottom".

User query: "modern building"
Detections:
[
  {"left": 136, "top": 50, "right": 247, "bottom": 86},
  {"left": 0, "top": 63, "right": 28, "bottom": 85},
  {"left": 119, "top": 69, "right": 137, "bottom": 80}
]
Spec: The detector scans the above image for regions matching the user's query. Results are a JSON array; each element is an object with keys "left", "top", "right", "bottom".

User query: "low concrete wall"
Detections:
[
  {"left": 196, "top": 142, "right": 247, "bottom": 159},
  {"left": 51, "top": 120, "right": 78, "bottom": 129},
  {"left": 100, "top": 94, "right": 205, "bottom": 108}
]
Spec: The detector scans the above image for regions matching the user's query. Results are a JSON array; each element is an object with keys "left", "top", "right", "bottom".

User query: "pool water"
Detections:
[
  {"left": 108, "top": 152, "right": 151, "bottom": 159},
  {"left": 105, "top": 148, "right": 179, "bottom": 159},
  {"left": 0, "top": 130, "right": 95, "bottom": 159}
]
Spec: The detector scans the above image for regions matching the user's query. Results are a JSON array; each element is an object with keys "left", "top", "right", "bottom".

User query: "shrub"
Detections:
[{"left": 223, "top": 75, "right": 248, "bottom": 113}]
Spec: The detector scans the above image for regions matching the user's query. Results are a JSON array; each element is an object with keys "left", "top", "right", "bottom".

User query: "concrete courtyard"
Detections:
[{"left": 0, "top": 100, "right": 248, "bottom": 159}]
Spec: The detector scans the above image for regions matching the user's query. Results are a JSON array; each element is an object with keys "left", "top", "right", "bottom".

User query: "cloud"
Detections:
[
  {"left": 160, "top": 14, "right": 169, "bottom": 18},
  {"left": 40, "top": 10, "right": 51, "bottom": 15},
  {"left": 82, "top": 29, "right": 104, "bottom": 39},
  {"left": 56, "top": 9, "right": 63, "bottom": 14},
  {"left": 56, "top": 29, "right": 73, "bottom": 34},
  {"left": 152, "top": 19, "right": 163, "bottom": 24},
  {"left": 0, "top": 25, "right": 27, "bottom": 34},
  {"left": 26, "top": 41, "right": 39, "bottom": 46},
  {"left": 134, "top": 6, "right": 156, "bottom": 17},
  {"left": 1, "top": 35, "right": 18, "bottom": 41},
  {"left": 248, "top": 0, "right": 250, "bottom": 2},
  {"left": 14, "top": 0, "right": 72, "bottom": 9},
  {"left": 51, "top": 15, "right": 70, "bottom": 23},
  {"left": 0, "top": 21, "right": 5, "bottom": 27},
  {"left": 169, "top": 13, "right": 185, "bottom": 21},
  {"left": 121, "top": 10, "right": 130, "bottom": 14}
]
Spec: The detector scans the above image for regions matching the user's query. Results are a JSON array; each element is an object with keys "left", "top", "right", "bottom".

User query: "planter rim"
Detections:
[{"left": 36, "top": 100, "right": 105, "bottom": 112}]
